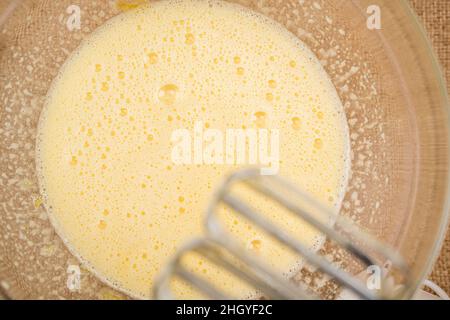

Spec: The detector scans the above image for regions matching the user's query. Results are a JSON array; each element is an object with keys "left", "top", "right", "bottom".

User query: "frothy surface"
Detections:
[{"left": 37, "top": 0, "right": 350, "bottom": 299}]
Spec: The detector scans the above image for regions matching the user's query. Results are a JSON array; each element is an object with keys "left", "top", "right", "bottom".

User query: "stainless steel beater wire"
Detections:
[
  {"left": 195, "top": 246, "right": 290, "bottom": 299},
  {"left": 219, "top": 193, "right": 377, "bottom": 300},
  {"left": 246, "top": 179, "right": 375, "bottom": 266},
  {"left": 205, "top": 211, "right": 313, "bottom": 300},
  {"left": 252, "top": 174, "right": 409, "bottom": 272},
  {"left": 175, "top": 266, "right": 229, "bottom": 300},
  {"left": 156, "top": 237, "right": 309, "bottom": 300},
  {"left": 153, "top": 240, "right": 199, "bottom": 300},
  {"left": 253, "top": 174, "right": 413, "bottom": 295},
  {"left": 207, "top": 170, "right": 376, "bottom": 299},
  {"left": 153, "top": 239, "right": 230, "bottom": 300},
  {"left": 222, "top": 169, "right": 410, "bottom": 282},
  {"left": 155, "top": 168, "right": 412, "bottom": 300},
  {"left": 205, "top": 169, "right": 378, "bottom": 299},
  {"left": 196, "top": 238, "right": 310, "bottom": 299},
  {"left": 153, "top": 234, "right": 310, "bottom": 300}
]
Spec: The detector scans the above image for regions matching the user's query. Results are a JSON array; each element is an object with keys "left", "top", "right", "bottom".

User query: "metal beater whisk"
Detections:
[{"left": 153, "top": 169, "right": 413, "bottom": 300}]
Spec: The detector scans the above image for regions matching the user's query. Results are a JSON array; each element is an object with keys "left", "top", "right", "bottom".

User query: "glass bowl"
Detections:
[{"left": 0, "top": 0, "right": 449, "bottom": 299}]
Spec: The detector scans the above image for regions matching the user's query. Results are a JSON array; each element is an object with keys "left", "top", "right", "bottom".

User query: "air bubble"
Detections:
[
  {"left": 268, "top": 79, "right": 277, "bottom": 88},
  {"left": 314, "top": 138, "right": 324, "bottom": 149},
  {"left": 292, "top": 117, "right": 301, "bottom": 130},
  {"left": 254, "top": 111, "right": 267, "bottom": 128},
  {"left": 98, "top": 220, "right": 107, "bottom": 230},
  {"left": 147, "top": 52, "right": 158, "bottom": 65},
  {"left": 185, "top": 33, "right": 195, "bottom": 45},
  {"left": 158, "top": 84, "right": 179, "bottom": 105}
]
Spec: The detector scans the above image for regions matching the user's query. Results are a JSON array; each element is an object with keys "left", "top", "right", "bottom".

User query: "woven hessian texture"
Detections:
[{"left": 409, "top": 0, "right": 450, "bottom": 294}]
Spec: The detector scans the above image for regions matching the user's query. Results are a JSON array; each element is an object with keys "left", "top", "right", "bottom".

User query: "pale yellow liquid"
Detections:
[{"left": 37, "top": 0, "right": 350, "bottom": 299}]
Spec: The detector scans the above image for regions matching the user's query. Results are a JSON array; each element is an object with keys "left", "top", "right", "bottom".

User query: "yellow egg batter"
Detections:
[{"left": 36, "top": 0, "right": 350, "bottom": 299}]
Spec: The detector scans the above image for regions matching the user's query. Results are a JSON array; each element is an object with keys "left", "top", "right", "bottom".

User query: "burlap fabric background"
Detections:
[
  {"left": 0, "top": 0, "right": 447, "bottom": 299},
  {"left": 409, "top": 0, "right": 450, "bottom": 293}
]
